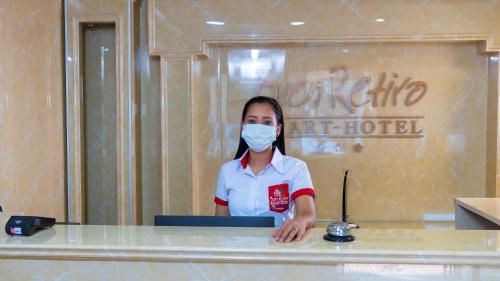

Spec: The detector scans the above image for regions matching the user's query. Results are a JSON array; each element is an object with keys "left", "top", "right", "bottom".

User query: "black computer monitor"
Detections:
[{"left": 154, "top": 215, "right": 275, "bottom": 227}]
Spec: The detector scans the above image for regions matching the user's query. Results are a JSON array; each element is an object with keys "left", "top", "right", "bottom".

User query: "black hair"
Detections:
[{"left": 234, "top": 96, "right": 286, "bottom": 159}]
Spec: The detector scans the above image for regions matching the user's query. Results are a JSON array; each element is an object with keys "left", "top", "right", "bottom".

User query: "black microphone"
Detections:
[
  {"left": 342, "top": 169, "right": 349, "bottom": 223},
  {"left": 342, "top": 169, "right": 359, "bottom": 229}
]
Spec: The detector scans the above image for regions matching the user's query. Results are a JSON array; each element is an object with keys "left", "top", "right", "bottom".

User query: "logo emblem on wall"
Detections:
[{"left": 258, "top": 65, "right": 427, "bottom": 153}]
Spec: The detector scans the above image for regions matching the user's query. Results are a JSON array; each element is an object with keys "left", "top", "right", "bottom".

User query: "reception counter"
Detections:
[{"left": 1, "top": 222, "right": 500, "bottom": 281}]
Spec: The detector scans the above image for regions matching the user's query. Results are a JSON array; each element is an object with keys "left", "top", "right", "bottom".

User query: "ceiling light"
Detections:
[
  {"left": 206, "top": 21, "right": 225, "bottom": 25},
  {"left": 375, "top": 18, "right": 385, "bottom": 22},
  {"left": 290, "top": 21, "right": 305, "bottom": 26}
]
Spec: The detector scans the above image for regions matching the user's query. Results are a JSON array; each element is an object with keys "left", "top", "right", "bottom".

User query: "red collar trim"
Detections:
[
  {"left": 240, "top": 149, "right": 273, "bottom": 169},
  {"left": 240, "top": 151, "right": 250, "bottom": 169}
]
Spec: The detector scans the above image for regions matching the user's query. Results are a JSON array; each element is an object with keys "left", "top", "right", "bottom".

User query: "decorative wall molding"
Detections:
[
  {"left": 66, "top": 0, "right": 138, "bottom": 224},
  {"left": 148, "top": 0, "right": 500, "bottom": 58}
]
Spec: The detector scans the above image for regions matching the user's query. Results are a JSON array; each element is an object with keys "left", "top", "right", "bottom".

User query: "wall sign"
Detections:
[{"left": 258, "top": 65, "right": 427, "bottom": 139}]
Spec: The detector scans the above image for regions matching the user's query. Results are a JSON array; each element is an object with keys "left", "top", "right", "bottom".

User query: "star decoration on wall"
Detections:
[
  {"left": 315, "top": 143, "right": 326, "bottom": 153},
  {"left": 353, "top": 143, "right": 364, "bottom": 152}
]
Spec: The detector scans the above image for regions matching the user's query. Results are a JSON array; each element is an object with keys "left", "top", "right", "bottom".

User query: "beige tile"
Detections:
[{"left": 0, "top": 0, "right": 65, "bottom": 221}]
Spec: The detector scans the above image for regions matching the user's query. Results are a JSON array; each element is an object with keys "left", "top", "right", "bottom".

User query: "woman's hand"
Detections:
[
  {"left": 272, "top": 218, "right": 308, "bottom": 243},
  {"left": 272, "top": 195, "right": 316, "bottom": 243}
]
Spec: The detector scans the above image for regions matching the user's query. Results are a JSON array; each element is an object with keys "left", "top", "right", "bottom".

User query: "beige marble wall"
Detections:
[
  {"left": 150, "top": 0, "right": 500, "bottom": 55},
  {"left": 146, "top": 0, "right": 500, "bottom": 222},
  {"left": 43, "top": 0, "right": 500, "bottom": 223},
  {"left": 0, "top": 0, "right": 65, "bottom": 220},
  {"left": 193, "top": 42, "right": 488, "bottom": 221},
  {"left": 7, "top": 0, "right": 500, "bottom": 225}
]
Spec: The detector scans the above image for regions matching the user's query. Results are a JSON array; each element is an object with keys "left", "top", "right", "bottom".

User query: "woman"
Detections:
[{"left": 214, "top": 96, "right": 316, "bottom": 243}]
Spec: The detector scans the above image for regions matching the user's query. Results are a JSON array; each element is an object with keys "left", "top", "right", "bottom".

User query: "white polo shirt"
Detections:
[{"left": 214, "top": 148, "right": 315, "bottom": 226}]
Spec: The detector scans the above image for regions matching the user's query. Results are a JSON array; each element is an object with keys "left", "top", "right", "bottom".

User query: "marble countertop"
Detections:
[
  {"left": 1, "top": 223, "right": 499, "bottom": 266},
  {"left": 455, "top": 198, "right": 500, "bottom": 225}
]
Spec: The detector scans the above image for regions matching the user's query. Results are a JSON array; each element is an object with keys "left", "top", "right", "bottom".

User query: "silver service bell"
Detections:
[{"left": 323, "top": 221, "right": 358, "bottom": 242}]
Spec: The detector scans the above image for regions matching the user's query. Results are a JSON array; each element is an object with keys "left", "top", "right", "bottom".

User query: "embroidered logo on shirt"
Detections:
[{"left": 268, "top": 183, "right": 290, "bottom": 213}]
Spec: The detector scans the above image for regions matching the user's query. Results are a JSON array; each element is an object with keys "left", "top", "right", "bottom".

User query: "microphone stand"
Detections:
[
  {"left": 342, "top": 169, "right": 358, "bottom": 229},
  {"left": 342, "top": 170, "right": 348, "bottom": 222},
  {"left": 323, "top": 169, "right": 358, "bottom": 242}
]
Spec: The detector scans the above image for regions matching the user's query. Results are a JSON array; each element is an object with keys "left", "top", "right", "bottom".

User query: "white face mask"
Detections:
[{"left": 241, "top": 124, "right": 277, "bottom": 153}]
